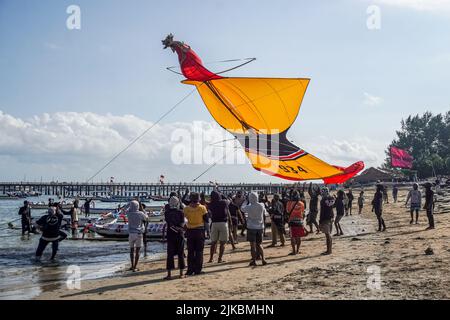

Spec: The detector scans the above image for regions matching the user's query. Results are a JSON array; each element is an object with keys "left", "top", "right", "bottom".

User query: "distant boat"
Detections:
[
  {"left": 83, "top": 205, "right": 164, "bottom": 215},
  {"left": 0, "top": 195, "right": 19, "bottom": 200},
  {"left": 89, "top": 212, "right": 165, "bottom": 238},
  {"left": 149, "top": 195, "right": 170, "bottom": 202},
  {"left": 29, "top": 201, "right": 73, "bottom": 210},
  {"left": 98, "top": 195, "right": 148, "bottom": 203}
]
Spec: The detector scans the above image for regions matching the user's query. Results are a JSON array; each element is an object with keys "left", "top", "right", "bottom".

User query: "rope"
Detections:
[
  {"left": 192, "top": 139, "right": 238, "bottom": 182},
  {"left": 166, "top": 57, "right": 256, "bottom": 76},
  {"left": 0, "top": 217, "right": 21, "bottom": 227}
]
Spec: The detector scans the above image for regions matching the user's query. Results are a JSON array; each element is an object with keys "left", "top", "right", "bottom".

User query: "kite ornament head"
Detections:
[{"left": 162, "top": 33, "right": 175, "bottom": 50}]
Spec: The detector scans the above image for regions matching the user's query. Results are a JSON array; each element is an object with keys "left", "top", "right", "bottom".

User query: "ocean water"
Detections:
[{"left": 0, "top": 197, "right": 165, "bottom": 300}]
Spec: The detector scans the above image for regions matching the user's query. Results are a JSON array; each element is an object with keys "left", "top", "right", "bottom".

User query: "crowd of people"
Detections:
[{"left": 18, "top": 182, "right": 437, "bottom": 276}]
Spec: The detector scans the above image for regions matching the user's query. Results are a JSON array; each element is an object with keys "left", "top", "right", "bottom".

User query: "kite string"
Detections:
[
  {"left": 166, "top": 57, "right": 256, "bottom": 76},
  {"left": 86, "top": 86, "right": 199, "bottom": 183},
  {"left": 192, "top": 138, "right": 238, "bottom": 182}
]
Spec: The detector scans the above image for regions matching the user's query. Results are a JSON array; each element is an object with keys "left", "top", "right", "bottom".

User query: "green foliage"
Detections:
[{"left": 383, "top": 111, "right": 450, "bottom": 178}]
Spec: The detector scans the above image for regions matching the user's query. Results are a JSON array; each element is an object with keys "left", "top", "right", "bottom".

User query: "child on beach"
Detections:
[
  {"left": 392, "top": 185, "right": 399, "bottom": 203},
  {"left": 334, "top": 190, "right": 345, "bottom": 236},
  {"left": 423, "top": 183, "right": 435, "bottom": 230},
  {"left": 319, "top": 187, "right": 335, "bottom": 255},
  {"left": 358, "top": 191, "right": 365, "bottom": 214},
  {"left": 346, "top": 189, "right": 354, "bottom": 215},
  {"left": 405, "top": 183, "right": 421, "bottom": 224}
]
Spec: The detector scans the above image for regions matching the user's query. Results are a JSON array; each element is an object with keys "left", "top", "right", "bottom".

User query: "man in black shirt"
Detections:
[
  {"left": 18, "top": 201, "right": 32, "bottom": 236},
  {"left": 83, "top": 198, "right": 92, "bottom": 217},
  {"left": 346, "top": 189, "right": 354, "bottom": 215},
  {"left": 319, "top": 187, "right": 335, "bottom": 255},
  {"left": 35, "top": 207, "right": 66, "bottom": 262},
  {"left": 424, "top": 183, "right": 435, "bottom": 230},
  {"left": 208, "top": 191, "right": 233, "bottom": 263},
  {"left": 307, "top": 183, "right": 320, "bottom": 234}
]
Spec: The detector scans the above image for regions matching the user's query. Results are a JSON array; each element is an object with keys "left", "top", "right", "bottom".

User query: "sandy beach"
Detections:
[{"left": 35, "top": 189, "right": 450, "bottom": 300}]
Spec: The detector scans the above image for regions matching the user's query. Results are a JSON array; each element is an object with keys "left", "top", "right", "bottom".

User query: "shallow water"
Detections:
[{"left": 0, "top": 197, "right": 165, "bottom": 300}]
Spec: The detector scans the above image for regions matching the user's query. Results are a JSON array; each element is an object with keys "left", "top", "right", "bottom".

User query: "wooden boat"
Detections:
[{"left": 90, "top": 213, "right": 165, "bottom": 238}]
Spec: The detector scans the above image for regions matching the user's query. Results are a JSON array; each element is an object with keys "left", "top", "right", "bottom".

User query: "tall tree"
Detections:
[{"left": 384, "top": 111, "right": 450, "bottom": 178}]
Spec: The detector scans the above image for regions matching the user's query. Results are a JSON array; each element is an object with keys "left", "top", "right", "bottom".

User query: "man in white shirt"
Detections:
[
  {"left": 126, "top": 200, "right": 148, "bottom": 271},
  {"left": 405, "top": 183, "right": 421, "bottom": 224}
]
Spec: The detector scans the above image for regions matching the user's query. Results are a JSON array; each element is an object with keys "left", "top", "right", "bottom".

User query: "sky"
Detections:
[{"left": 0, "top": 0, "right": 449, "bottom": 183}]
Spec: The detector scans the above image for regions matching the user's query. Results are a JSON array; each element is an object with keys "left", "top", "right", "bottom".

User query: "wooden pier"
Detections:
[{"left": 0, "top": 182, "right": 292, "bottom": 197}]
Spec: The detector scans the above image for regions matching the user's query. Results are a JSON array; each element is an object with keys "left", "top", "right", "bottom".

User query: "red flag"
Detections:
[{"left": 390, "top": 146, "right": 413, "bottom": 169}]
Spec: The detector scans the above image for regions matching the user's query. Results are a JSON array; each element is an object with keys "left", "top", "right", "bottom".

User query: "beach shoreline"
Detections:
[{"left": 34, "top": 189, "right": 450, "bottom": 300}]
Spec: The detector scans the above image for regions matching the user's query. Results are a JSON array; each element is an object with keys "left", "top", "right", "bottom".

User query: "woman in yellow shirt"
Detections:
[{"left": 183, "top": 192, "right": 208, "bottom": 276}]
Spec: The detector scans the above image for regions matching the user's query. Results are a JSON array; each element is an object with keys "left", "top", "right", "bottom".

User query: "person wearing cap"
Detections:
[
  {"left": 183, "top": 192, "right": 208, "bottom": 275},
  {"left": 423, "top": 183, "right": 435, "bottom": 230},
  {"left": 35, "top": 207, "right": 65, "bottom": 262},
  {"left": 372, "top": 184, "right": 386, "bottom": 231},
  {"left": 126, "top": 200, "right": 149, "bottom": 272},
  {"left": 405, "top": 183, "right": 422, "bottom": 224},
  {"left": 319, "top": 187, "right": 335, "bottom": 255},
  {"left": 18, "top": 200, "right": 32, "bottom": 236},
  {"left": 164, "top": 196, "right": 186, "bottom": 280}
]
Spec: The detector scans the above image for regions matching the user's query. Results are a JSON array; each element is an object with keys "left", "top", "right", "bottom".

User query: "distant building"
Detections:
[{"left": 352, "top": 167, "right": 404, "bottom": 185}]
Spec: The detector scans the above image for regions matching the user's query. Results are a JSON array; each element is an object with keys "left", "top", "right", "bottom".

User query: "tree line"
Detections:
[{"left": 383, "top": 111, "right": 450, "bottom": 178}]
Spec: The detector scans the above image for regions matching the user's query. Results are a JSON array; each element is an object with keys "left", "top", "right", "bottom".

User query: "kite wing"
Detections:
[
  {"left": 183, "top": 78, "right": 362, "bottom": 182},
  {"left": 164, "top": 35, "right": 364, "bottom": 183},
  {"left": 322, "top": 162, "right": 365, "bottom": 184}
]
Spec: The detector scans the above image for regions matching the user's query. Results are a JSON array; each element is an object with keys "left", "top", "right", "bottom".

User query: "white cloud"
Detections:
[
  {"left": 0, "top": 111, "right": 245, "bottom": 182},
  {"left": 372, "top": 0, "right": 450, "bottom": 13},
  {"left": 0, "top": 111, "right": 386, "bottom": 182},
  {"left": 363, "top": 92, "right": 383, "bottom": 107},
  {"left": 303, "top": 136, "right": 384, "bottom": 169},
  {"left": 0, "top": 111, "right": 234, "bottom": 160}
]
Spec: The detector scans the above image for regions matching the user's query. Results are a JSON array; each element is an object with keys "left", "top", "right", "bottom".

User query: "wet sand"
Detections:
[{"left": 36, "top": 189, "right": 450, "bottom": 300}]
